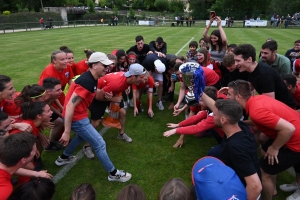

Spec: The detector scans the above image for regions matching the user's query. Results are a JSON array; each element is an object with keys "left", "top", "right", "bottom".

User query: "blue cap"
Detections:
[{"left": 192, "top": 156, "right": 247, "bottom": 200}]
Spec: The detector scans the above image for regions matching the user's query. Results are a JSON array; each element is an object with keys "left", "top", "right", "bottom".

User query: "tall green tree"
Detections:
[
  {"left": 154, "top": 0, "right": 169, "bottom": 13},
  {"left": 132, "top": 0, "right": 144, "bottom": 9},
  {"left": 87, "top": 0, "right": 95, "bottom": 13},
  {"left": 144, "top": 0, "right": 155, "bottom": 10},
  {"left": 169, "top": 0, "right": 184, "bottom": 13},
  {"left": 189, "top": 0, "right": 215, "bottom": 20}
]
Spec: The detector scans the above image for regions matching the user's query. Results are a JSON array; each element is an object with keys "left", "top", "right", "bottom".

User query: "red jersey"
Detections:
[
  {"left": 73, "top": 59, "right": 89, "bottom": 75},
  {"left": 3, "top": 92, "right": 21, "bottom": 119},
  {"left": 292, "top": 83, "right": 300, "bottom": 108},
  {"left": 0, "top": 169, "right": 12, "bottom": 200},
  {"left": 98, "top": 72, "right": 129, "bottom": 95},
  {"left": 10, "top": 119, "right": 40, "bottom": 137},
  {"left": 132, "top": 76, "right": 154, "bottom": 92},
  {"left": 62, "top": 71, "right": 97, "bottom": 121},
  {"left": 202, "top": 67, "right": 219, "bottom": 86},
  {"left": 246, "top": 95, "right": 300, "bottom": 152},
  {"left": 38, "top": 63, "right": 74, "bottom": 89},
  {"left": 177, "top": 110, "right": 224, "bottom": 137}
]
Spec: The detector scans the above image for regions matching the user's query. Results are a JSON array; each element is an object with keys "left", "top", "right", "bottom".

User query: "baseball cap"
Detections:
[
  {"left": 192, "top": 156, "right": 247, "bottom": 200},
  {"left": 154, "top": 59, "right": 166, "bottom": 73},
  {"left": 125, "top": 63, "right": 147, "bottom": 77},
  {"left": 88, "top": 52, "right": 113, "bottom": 65}
]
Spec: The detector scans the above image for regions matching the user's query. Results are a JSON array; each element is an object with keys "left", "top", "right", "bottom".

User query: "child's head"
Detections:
[
  {"left": 158, "top": 178, "right": 192, "bottom": 200},
  {"left": 69, "top": 183, "right": 96, "bottom": 200},
  {"left": 189, "top": 41, "right": 198, "bottom": 52},
  {"left": 199, "top": 86, "right": 217, "bottom": 109},
  {"left": 227, "top": 44, "right": 237, "bottom": 55},
  {"left": 117, "top": 184, "right": 146, "bottom": 200},
  {"left": 199, "top": 38, "right": 205, "bottom": 47}
]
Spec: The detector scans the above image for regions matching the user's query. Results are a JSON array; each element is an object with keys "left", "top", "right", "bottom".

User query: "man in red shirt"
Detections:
[
  {"left": 132, "top": 72, "right": 155, "bottom": 117},
  {"left": 90, "top": 63, "right": 147, "bottom": 144},
  {"left": 282, "top": 74, "right": 300, "bottom": 109},
  {"left": 56, "top": 52, "right": 132, "bottom": 182},
  {"left": 226, "top": 80, "right": 300, "bottom": 200},
  {"left": 0, "top": 132, "right": 36, "bottom": 200}
]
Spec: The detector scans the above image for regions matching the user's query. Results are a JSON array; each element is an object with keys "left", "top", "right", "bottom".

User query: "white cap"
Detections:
[
  {"left": 125, "top": 63, "right": 147, "bottom": 77},
  {"left": 88, "top": 52, "right": 113, "bottom": 65},
  {"left": 154, "top": 59, "right": 166, "bottom": 73}
]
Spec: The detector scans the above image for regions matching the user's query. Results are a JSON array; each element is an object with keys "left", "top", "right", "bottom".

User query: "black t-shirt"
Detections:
[
  {"left": 220, "top": 65, "right": 249, "bottom": 87},
  {"left": 126, "top": 44, "right": 150, "bottom": 64},
  {"left": 249, "top": 62, "right": 295, "bottom": 108},
  {"left": 220, "top": 121, "right": 261, "bottom": 186},
  {"left": 142, "top": 53, "right": 167, "bottom": 72},
  {"left": 75, "top": 70, "right": 97, "bottom": 93},
  {"left": 149, "top": 41, "right": 167, "bottom": 54}
]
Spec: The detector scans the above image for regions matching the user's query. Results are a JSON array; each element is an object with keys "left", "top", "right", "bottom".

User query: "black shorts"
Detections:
[
  {"left": 260, "top": 139, "right": 300, "bottom": 175},
  {"left": 89, "top": 99, "right": 124, "bottom": 120},
  {"left": 50, "top": 112, "right": 60, "bottom": 122}
]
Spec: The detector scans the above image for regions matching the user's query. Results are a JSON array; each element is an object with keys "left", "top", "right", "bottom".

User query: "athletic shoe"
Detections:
[
  {"left": 280, "top": 182, "right": 299, "bottom": 192},
  {"left": 44, "top": 142, "right": 63, "bottom": 152},
  {"left": 108, "top": 170, "right": 132, "bottom": 182},
  {"left": 55, "top": 155, "right": 77, "bottom": 166},
  {"left": 156, "top": 101, "right": 164, "bottom": 110},
  {"left": 123, "top": 102, "right": 128, "bottom": 109},
  {"left": 286, "top": 189, "right": 300, "bottom": 200},
  {"left": 117, "top": 133, "right": 132, "bottom": 143},
  {"left": 82, "top": 146, "right": 95, "bottom": 159},
  {"left": 129, "top": 99, "right": 134, "bottom": 107}
]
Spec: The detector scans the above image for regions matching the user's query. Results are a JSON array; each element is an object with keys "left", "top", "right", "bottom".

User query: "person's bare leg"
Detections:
[
  {"left": 49, "top": 117, "right": 64, "bottom": 142},
  {"left": 158, "top": 81, "right": 163, "bottom": 102},
  {"left": 261, "top": 169, "right": 274, "bottom": 200},
  {"left": 119, "top": 108, "right": 126, "bottom": 134}
]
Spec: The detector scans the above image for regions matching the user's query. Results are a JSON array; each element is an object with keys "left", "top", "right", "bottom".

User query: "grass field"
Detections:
[{"left": 0, "top": 26, "right": 299, "bottom": 200}]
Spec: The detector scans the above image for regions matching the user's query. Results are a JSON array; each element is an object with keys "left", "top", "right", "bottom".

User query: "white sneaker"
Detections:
[
  {"left": 123, "top": 102, "right": 128, "bottom": 109},
  {"left": 82, "top": 146, "right": 95, "bottom": 159},
  {"left": 280, "top": 182, "right": 299, "bottom": 192},
  {"left": 129, "top": 99, "right": 134, "bottom": 107},
  {"left": 108, "top": 169, "right": 132, "bottom": 182},
  {"left": 117, "top": 133, "right": 132, "bottom": 143},
  {"left": 156, "top": 101, "right": 164, "bottom": 110},
  {"left": 286, "top": 189, "right": 300, "bottom": 200},
  {"left": 55, "top": 155, "right": 77, "bottom": 166}
]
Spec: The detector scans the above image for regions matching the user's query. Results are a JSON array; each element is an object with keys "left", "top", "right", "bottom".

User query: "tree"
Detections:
[
  {"left": 144, "top": 0, "right": 155, "bottom": 10},
  {"left": 189, "top": 0, "right": 215, "bottom": 20},
  {"left": 87, "top": 0, "right": 95, "bottom": 13},
  {"left": 154, "top": 0, "right": 169, "bottom": 13},
  {"left": 132, "top": 0, "right": 144, "bottom": 9},
  {"left": 169, "top": 0, "right": 184, "bottom": 13},
  {"left": 65, "top": 0, "right": 80, "bottom": 6},
  {"left": 98, "top": 0, "right": 106, "bottom": 7}
]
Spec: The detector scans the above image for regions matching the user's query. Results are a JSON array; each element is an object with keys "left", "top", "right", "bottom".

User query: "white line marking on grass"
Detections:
[
  {"left": 52, "top": 126, "right": 110, "bottom": 184},
  {"left": 175, "top": 37, "right": 194, "bottom": 55}
]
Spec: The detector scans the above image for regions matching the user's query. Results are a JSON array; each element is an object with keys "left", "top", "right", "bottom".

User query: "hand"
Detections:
[
  {"left": 134, "top": 107, "right": 139, "bottom": 117},
  {"left": 41, "top": 121, "right": 55, "bottom": 129},
  {"left": 168, "top": 86, "right": 174, "bottom": 93},
  {"left": 35, "top": 170, "right": 53, "bottom": 179},
  {"left": 173, "top": 103, "right": 180, "bottom": 111},
  {"left": 173, "top": 107, "right": 185, "bottom": 116},
  {"left": 148, "top": 109, "right": 154, "bottom": 118},
  {"left": 264, "top": 145, "right": 279, "bottom": 165},
  {"left": 125, "top": 87, "right": 130, "bottom": 95},
  {"left": 218, "top": 87, "right": 229, "bottom": 95},
  {"left": 13, "top": 123, "right": 32, "bottom": 132},
  {"left": 59, "top": 131, "right": 70, "bottom": 146},
  {"left": 38, "top": 132, "right": 50, "bottom": 148},
  {"left": 147, "top": 51, "right": 153, "bottom": 55},
  {"left": 173, "top": 137, "right": 184, "bottom": 148},
  {"left": 163, "top": 129, "right": 177, "bottom": 137},
  {"left": 104, "top": 92, "right": 113, "bottom": 99},
  {"left": 166, "top": 123, "right": 179, "bottom": 128},
  {"left": 35, "top": 150, "right": 40, "bottom": 158}
]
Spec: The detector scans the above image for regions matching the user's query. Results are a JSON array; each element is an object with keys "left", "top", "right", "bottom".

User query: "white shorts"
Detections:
[{"left": 152, "top": 71, "right": 163, "bottom": 82}]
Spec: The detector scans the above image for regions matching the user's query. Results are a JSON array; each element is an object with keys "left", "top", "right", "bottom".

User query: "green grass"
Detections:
[{"left": 0, "top": 26, "right": 298, "bottom": 200}]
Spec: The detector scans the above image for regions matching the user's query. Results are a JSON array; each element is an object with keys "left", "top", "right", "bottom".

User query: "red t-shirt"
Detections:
[
  {"left": 73, "top": 59, "right": 89, "bottom": 76},
  {"left": 0, "top": 169, "right": 12, "bottom": 200},
  {"left": 38, "top": 63, "right": 74, "bottom": 89},
  {"left": 62, "top": 71, "right": 97, "bottom": 121},
  {"left": 38, "top": 63, "right": 74, "bottom": 105},
  {"left": 132, "top": 76, "right": 154, "bottom": 93},
  {"left": 10, "top": 120, "right": 40, "bottom": 137},
  {"left": 202, "top": 67, "right": 219, "bottom": 86},
  {"left": 177, "top": 110, "right": 224, "bottom": 137},
  {"left": 98, "top": 72, "right": 129, "bottom": 95},
  {"left": 246, "top": 95, "right": 300, "bottom": 152},
  {"left": 3, "top": 92, "right": 21, "bottom": 119},
  {"left": 292, "top": 83, "right": 300, "bottom": 107}
]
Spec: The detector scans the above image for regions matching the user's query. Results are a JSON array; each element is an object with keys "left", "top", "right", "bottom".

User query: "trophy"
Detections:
[{"left": 179, "top": 62, "right": 204, "bottom": 106}]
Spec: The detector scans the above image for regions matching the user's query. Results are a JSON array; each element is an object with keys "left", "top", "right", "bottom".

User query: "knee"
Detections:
[{"left": 119, "top": 108, "right": 126, "bottom": 117}]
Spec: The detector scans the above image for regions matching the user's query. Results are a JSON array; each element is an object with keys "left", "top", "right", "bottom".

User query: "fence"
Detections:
[{"left": 1, "top": 19, "right": 299, "bottom": 34}]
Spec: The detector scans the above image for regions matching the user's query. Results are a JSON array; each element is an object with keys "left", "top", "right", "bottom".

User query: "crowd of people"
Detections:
[{"left": 1, "top": 13, "right": 300, "bottom": 200}]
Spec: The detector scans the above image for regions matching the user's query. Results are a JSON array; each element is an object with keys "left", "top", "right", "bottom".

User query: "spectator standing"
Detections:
[
  {"left": 39, "top": 18, "right": 44, "bottom": 29},
  {"left": 114, "top": 16, "right": 118, "bottom": 26},
  {"left": 285, "top": 40, "right": 300, "bottom": 70},
  {"left": 47, "top": 17, "right": 53, "bottom": 28}
]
